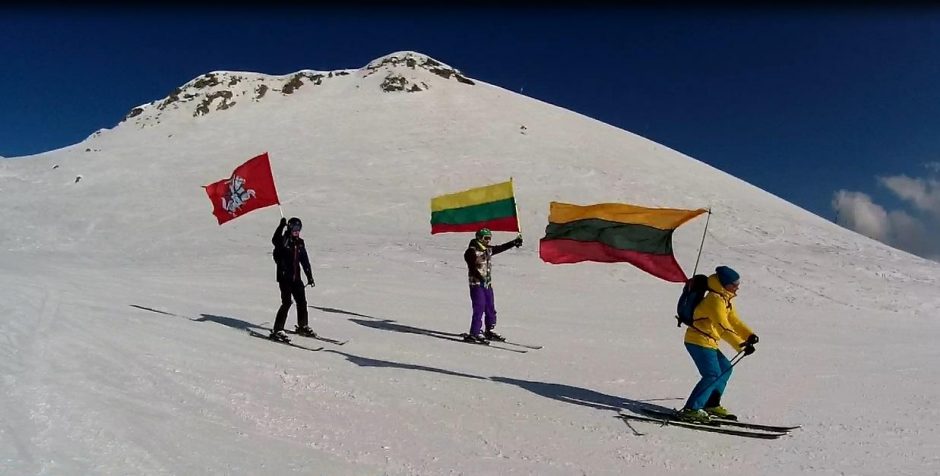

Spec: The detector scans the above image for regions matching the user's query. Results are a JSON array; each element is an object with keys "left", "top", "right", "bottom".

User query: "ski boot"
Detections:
[
  {"left": 270, "top": 330, "right": 290, "bottom": 343},
  {"left": 484, "top": 329, "right": 505, "bottom": 342},
  {"left": 295, "top": 325, "right": 317, "bottom": 338},
  {"left": 704, "top": 405, "right": 738, "bottom": 421},
  {"left": 676, "top": 408, "right": 711, "bottom": 424},
  {"left": 463, "top": 333, "right": 488, "bottom": 344}
]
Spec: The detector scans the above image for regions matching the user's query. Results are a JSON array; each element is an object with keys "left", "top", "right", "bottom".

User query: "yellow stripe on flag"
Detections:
[
  {"left": 548, "top": 202, "right": 706, "bottom": 230},
  {"left": 431, "top": 180, "right": 515, "bottom": 212}
]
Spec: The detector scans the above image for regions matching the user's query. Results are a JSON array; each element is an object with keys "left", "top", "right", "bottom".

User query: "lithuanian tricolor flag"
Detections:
[
  {"left": 430, "top": 180, "right": 520, "bottom": 234},
  {"left": 539, "top": 202, "right": 707, "bottom": 282}
]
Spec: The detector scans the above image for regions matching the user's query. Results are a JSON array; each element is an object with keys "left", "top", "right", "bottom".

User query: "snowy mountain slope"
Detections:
[{"left": 2, "top": 51, "right": 939, "bottom": 475}]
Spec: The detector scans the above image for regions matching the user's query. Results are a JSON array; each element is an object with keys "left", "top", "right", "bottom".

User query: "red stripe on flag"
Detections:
[
  {"left": 431, "top": 215, "right": 520, "bottom": 234},
  {"left": 539, "top": 239, "right": 688, "bottom": 282}
]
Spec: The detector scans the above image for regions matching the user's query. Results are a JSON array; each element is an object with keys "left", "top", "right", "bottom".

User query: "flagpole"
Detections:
[
  {"left": 266, "top": 151, "right": 285, "bottom": 220},
  {"left": 511, "top": 177, "right": 522, "bottom": 237},
  {"left": 691, "top": 208, "right": 712, "bottom": 276}
]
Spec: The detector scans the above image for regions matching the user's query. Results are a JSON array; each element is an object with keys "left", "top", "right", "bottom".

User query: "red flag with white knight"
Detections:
[{"left": 204, "top": 152, "right": 280, "bottom": 225}]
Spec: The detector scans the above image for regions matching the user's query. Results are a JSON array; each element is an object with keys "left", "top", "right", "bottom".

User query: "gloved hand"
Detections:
[
  {"left": 279, "top": 217, "right": 287, "bottom": 226},
  {"left": 742, "top": 342, "right": 756, "bottom": 356},
  {"left": 482, "top": 278, "right": 492, "bottom": 288},
  {"left": 746, "top": 334, "right": 759, "bottom": 345},
  {"left": 307, "top": 277, "right": 316, "bottom": 287},
  {"left": 513, "top": 235, "right": 523, "bottom": 247}
]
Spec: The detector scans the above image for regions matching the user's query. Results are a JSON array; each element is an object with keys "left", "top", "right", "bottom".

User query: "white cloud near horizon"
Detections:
[
  {"left": 878, "top": 174, "right": 940, "bottom": 218},
  {"left": 832, "top": 191, "right": 890, "bottom": 242},
  {"left": 833, "top": 171, "right": 940, "bottom": 261}
]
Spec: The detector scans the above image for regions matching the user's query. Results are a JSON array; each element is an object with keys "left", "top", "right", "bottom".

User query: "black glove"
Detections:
[
  {"left": 513, "top": 236, "right": 523, "bottom": 247},
  {"left": 279, "top": 217, "right": 287, "bottom": 226},
  {"left": 307, "top": 277, "right": 316, "bottom": 287},
  {"left": 746, "top": 334, "right": 759, "bottom": 345},
  {"left": 742, "top": 342, "right": 756, "bottom": 356}
]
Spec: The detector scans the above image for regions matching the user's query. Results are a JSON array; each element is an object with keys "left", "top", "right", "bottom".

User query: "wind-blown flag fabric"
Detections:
[
  {"left": 204, "top": 152, "right": 280, "bottom": 225},
  {"left": 430, "top": 180, "right": 519, "bottom": 234},
  {"left": 539, "top": 201, "right": 706, "bottom": 282}
]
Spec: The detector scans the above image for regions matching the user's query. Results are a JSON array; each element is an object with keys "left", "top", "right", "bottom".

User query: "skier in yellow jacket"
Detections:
[{"left": 678, "top": 266, "right": 758, "bottom": 423}]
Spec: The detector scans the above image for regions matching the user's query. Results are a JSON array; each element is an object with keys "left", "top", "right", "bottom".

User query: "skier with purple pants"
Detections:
[{"left": 463, "top": 228, "right": 522, "bottom": 343}]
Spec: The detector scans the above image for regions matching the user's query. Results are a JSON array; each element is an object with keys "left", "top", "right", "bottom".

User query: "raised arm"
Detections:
[
  {"left": 491, "top": 235, "right": 523, "bottom": 255},
  {"left": 272, "top": 218, "right": 287, "bottom": 247}
]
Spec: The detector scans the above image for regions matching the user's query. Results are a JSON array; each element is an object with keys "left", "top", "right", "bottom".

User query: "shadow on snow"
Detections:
[
  {"left": 130, "top": 304, "right": 679, "bottom": 417},
  {"left": 309, "top": 305, "right": 380, "bottom": 320}
]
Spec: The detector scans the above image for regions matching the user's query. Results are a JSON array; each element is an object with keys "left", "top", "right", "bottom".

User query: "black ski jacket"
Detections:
[{"left": 272, "top": 223, "right": 313, "bottom": 284}]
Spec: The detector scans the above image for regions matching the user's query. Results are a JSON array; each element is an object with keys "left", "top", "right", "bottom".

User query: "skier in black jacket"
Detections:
[{"left": 271, "top": 217, "right": 316, "bottom": 342}]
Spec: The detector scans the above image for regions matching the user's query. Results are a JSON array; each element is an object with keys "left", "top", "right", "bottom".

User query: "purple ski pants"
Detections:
[{"left": 469, "top": 284, "right": 497, "bottom": 335}]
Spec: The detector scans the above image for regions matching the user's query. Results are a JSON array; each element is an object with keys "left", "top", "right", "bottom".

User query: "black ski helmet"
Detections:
[{"left": 287, "top": 217, "right": 302, "bottom": 231}]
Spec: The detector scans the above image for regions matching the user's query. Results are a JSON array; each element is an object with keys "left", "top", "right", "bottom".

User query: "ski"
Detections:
[
  {"left": 708, "top": 417, "right": 800, "bottom": 433},
  {"left": 636, "top": 408, "right": 800, "bottom": 433},
  {"left": 285, "top": 330, "right": 349, "bottom": 346},
  {"left": 247, "top": 329, "right": 324, "bottom": 352},
  {"left": 310, "top": 335, "right": 349, "bottom": 346},
  {"left": 500, "top": 340, "right": 542, "bottom": 350},
  {"left": 619, "top": 414, "right": 784, "bottom": 440},
  {"left": 459, "top": 334, "right": 527, "bottom": 353}
]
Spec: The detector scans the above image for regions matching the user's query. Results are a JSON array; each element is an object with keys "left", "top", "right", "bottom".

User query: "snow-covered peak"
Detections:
[
  {"left": 118, "top": 51, "right": 475, "bottom": 129},
  {"left": 362, "top": 51, "right": 475, "bottom": 89},
  {"left": 363, "top": 51, "right": 467, "bottom": 79},
  {"left": 120, "top": 69, "right": 352, "bottom": 127},
  {"left": 365, "top": 51, "right": 449, "bottom": 69}
]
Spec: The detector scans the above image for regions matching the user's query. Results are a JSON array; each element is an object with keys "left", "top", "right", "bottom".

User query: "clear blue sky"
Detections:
[{"left": 3, "top": 6, "right": 940, "bottom": 257}]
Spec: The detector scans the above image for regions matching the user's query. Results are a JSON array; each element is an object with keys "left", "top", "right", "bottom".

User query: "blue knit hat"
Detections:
[{"left": 715, "top": 266, "right": 740, "bottom": 286}]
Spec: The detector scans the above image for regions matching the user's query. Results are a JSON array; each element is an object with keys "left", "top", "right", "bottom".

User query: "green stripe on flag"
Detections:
[
  {"left": 542, "top": 218, "right": 674, "bottom": 255},
  {"left": 431, "top": 197, "right": 517, "bottom": 226}
]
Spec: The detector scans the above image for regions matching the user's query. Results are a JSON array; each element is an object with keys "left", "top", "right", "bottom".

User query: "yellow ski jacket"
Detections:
[{"left": 684, "top": 274, "right": 754, "bottom": 351}]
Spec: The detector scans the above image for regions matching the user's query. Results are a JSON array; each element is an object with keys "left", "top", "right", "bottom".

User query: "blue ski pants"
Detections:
[{"left": 684, "top": 342, "right": 732, "bottom": 410}]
